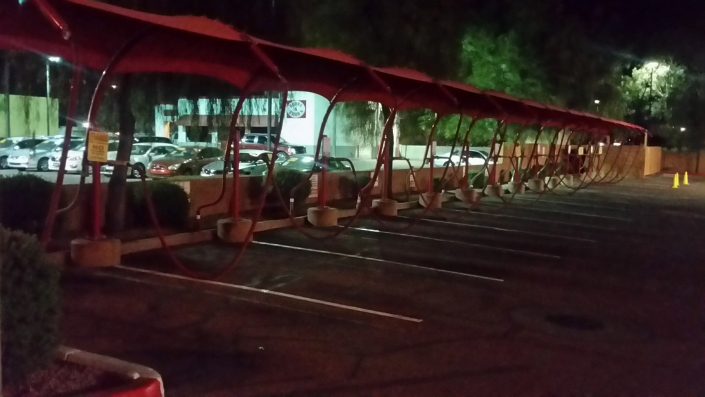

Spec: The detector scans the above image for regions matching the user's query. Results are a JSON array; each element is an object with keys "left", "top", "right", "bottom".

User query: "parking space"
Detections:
[{"left": 59, "top": 176, "right": 705, "bottom": 396}]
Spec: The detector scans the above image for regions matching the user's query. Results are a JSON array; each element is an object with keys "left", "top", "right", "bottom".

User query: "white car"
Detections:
[
  {"left": 48, "top": 141, "right": 89, "bottom": 173},
  {"left": 6, "top": 138, "right": 86, "bottom": 171},
  {"left": 433, "top": 149, "right": 491, "bottom": 168},
  {"left": 101, "top": 142, "right": 179, "bottom": 178}
]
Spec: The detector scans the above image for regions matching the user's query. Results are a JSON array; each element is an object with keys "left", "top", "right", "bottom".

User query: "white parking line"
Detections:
[
  {"left": 397, "top": 216, "right": 596, "bottom": 243},
  {"left": 347, "top": 226, "right": 561, "bottom": 260},
  {"left": 510, "top": 196, "right": 628, "bottom": 211},
  {"left": 440, "top": 208, "right": 619, "bottom": 231},
  {"left": 252, "top": 241, "right": 505, "bottom": 283},
  {"left": 113, "top": 266, "right": 424, "bottom": 323},
  {"left": 477, "top": 202, "right": 632, "bottom": 222}
]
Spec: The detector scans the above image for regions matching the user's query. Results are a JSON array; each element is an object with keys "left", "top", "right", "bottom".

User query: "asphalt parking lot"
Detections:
[{"left": 60, "top": 175, "right": 705, "bottom": 396}]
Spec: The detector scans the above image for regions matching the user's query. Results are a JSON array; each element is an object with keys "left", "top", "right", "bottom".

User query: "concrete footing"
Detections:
[
  {"left": 70, "top": 238, "right": 121, "bottom": 268},
  {"left": 455, "top": 189, "right": 481, "bottom": 206},
  {"left": 307, "top": 206, "right": 339, "bottom": 227},
  {"left": 508, "top": 182, "right": 526, "bottom": 194},
  {"left": 418, "top": 192, "right": 443, "bottom": 209},
  {"left": 217, "top": 217, "right": 253, "bottom": 243},
  {"left": 485, "top": 184, "right": 504, "bottom": 198},
  {"left": 373, "top": 198, "right": 398, "bottom": 217},
  {"left": 527, "top": 178, "right": 545, "bottom": 192},
  {"left": 546, "top": 176, "right": 561, "bottom": 189}
]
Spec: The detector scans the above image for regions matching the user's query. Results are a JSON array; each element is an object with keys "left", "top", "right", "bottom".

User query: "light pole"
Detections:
[
  {"left": 45, "top": 56, "right": 61, "bottom": 138},
  {"left": 593, "top": 99, "right": 600, "bottom": 113}
]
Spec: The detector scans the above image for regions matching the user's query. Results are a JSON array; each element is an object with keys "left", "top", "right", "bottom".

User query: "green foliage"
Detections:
[
  {"left": 131, "top": 181, "right": 190, "bottom": 229},
  {"left": 274, "top": 169, "right": 312, "bottom": 204},
  {"left": 0, "top": 227, "right": 60, "bottom": 384},
  {"left": 0, "top": 174, "right": 53, "bottom": 234},
  {"left": 468, "top": 172, "right": 487, "bottom": 189},
  {"left": 338, "top": 173, "right": 371, "bottom": 199},
  {"left": 460, "top": 29, "right": 550, "bottom": 101}
]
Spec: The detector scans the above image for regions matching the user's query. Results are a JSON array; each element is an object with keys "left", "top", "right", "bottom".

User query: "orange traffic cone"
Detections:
[
  {"left": 684, "top": 172, "right": 689, "bottom": 186},
  {"left": 673, "top": 173, "right": 680, "bottom": 189}
]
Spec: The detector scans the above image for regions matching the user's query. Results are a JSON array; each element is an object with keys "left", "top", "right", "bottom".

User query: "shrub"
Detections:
[
  {"left": 468, "top": 172, "right": 487, "bottom": 189},
  {"left": 0, "top": 227, "right": 60, "bottom": 384},
  {"left": 273, "top": 169, "right": 312, "bottom": 204},
  {"left": 131, "top": 181, "right": 190, "bottom": 229},
  {"left": 0, "top": 174, "right": 53, "bottom": 234},
  {"left": 338, "top": 173, "right": 371, "bottom": 198}
]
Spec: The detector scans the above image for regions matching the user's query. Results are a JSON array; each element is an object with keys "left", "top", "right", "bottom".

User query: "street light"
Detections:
[
  {"left": 680, "top": 127, "right": 687, "bottom": 132},
  {"left": 45, "top": 56, "right": 61, "bottom": 137},
  {"left": 593, "top": 99, "right": 600, "bottom": 113}
]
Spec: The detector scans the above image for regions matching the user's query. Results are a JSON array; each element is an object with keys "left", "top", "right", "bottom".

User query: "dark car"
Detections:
[
  {"left": 147, "top": 146, "right": 223, "bottom": 178},
  {"left": 244, "top": 154, "right": 352, "bottom": 176},
  {"left": 240, "top": 133, "right": 306, "bottom": 156}
]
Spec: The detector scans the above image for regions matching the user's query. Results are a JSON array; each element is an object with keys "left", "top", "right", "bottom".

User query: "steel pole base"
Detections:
[
  {"left": 70, "top": 238, "right": 121, "bottom": 268},
  {"left": 527, "top": 178, "right": 545, "bottom": 192},
  {"left": 217, "top": 217, "right": 253, "bottom": 243},
  {"left": 508, "top": 181, "right": 526, "bottom": 194},
  {"left": 307, "top": 206, "right": 339, "bottom": 227},
  {"left": 485, "top": 184, "right": 505, "bottom": 198},
  {"left": 455, "top": 188, "right": 482, "bottom": 206},
  {"left": 419, "top": 192, "right": 443, "bottom": 209},
  {"left": 373, "top": 198, "right": 398, "bottom": 217}
]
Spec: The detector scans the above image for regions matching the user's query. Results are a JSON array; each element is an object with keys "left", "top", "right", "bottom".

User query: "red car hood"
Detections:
[{"left": 150, "top": 157, "right": 191, "bottom": 167}]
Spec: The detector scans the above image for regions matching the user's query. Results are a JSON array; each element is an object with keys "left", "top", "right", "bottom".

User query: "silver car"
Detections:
[
  {"left": 0, "top": 137, "right": 27, "bottom": 169},
  {"left": 101, "top": 142, "right": 179, "bottom": 178},
  {"left": 4, "top": 138, "right": 52, "bottom": 170},
  {"left": 48, "top": 140, "right": 89, "bottom": 173}
]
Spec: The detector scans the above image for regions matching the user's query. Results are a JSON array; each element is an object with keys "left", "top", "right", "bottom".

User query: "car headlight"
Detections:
[{"left": 168, "top": 164, "right": 180, "bottom": 171}]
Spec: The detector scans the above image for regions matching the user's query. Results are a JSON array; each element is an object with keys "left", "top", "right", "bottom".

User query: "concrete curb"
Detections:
[{"left": 57, "top": 345, "right": 164, "bottom": 397}]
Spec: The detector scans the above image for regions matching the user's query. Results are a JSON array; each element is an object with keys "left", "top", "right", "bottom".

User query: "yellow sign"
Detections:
[{"left": 87, "top": 130, "right": 109, "bottom": 163}]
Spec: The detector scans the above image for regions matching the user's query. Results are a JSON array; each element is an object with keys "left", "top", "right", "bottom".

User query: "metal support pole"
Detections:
[
  {"left": 45, "top": 60, "right": 51, "bottom": 137},
  {"left": 3, "top": 56, "right": 9, "bottom": 138},
  {"left": 266, "top": 91, "right": 273, "bottom": 151}
]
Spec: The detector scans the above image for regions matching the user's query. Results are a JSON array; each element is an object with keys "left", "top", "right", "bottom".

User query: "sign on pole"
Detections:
[{"left": 87, "top": 130, "right": 109, "bottom": 163}]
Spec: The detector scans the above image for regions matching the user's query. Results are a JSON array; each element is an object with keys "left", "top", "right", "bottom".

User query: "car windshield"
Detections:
[
  {"left": 17, "top": 140, "right": 42, "bottom": 149},
  {"left": 281, "top": 156, "right": 316, "bottom": 171},
  {"left": 168, "top": 148, "right": 197, "bottom": 159},
  {"left": 35, "top": 141, "right": 58, "bottom": 151},
  {"left": 0, "top": 139, "right": 16, "bottom": 149},
  {"left": 132, "top": 145, "right": 151, "bottom": 155}
]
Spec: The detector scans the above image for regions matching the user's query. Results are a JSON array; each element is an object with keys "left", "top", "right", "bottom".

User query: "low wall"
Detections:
[{"left": 662, "top": 150, "right": 705, "bottom": 174}]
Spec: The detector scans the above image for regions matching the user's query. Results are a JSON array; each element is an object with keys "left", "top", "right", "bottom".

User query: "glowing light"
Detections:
[
  {"left": 593, "top": 99, "right": 600, "bottom": 105},
  {"left": 47, "top": 56, "right": 62, "bottom": 63},
  {"left": 680, "top": 127, "right": 686, "bottom": 132}
]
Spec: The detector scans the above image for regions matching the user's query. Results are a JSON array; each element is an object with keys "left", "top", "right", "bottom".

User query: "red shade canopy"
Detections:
[{"left": 0, "top": 0, "right": 646, "bottom": 136}]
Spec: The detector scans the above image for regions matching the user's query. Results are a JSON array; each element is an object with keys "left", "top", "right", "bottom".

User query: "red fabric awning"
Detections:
[
  {"left": 0, "top": 0, "right": 276, "bottom": 88},
  {"left": 0, "top": 0, "right": 647, "bottom": 136}
]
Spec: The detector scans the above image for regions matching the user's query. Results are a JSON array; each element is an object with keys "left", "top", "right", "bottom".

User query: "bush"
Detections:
[
  {"left": 338, "top": 173, "right": 371, "bottom": 198},
  {"left": 0, "top": 174, "right": 53, "bottom": 234},
  {"left": 273, "top": 169, "right": 312, "bottom": 204},
  {"left": 131, "top": 181, "right": 190, "bottom": 229},
  {"left": 468, "top": 172, "right": 487, "bottom": 189},
  {"left": 0, "top": 227, "right": 60, "bottom": 384}
]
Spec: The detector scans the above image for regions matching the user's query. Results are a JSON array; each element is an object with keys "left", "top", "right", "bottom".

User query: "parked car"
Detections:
[
  {"left": 244, "top": 154, "right": 352, "bottom": 176},
  {"left": 147, "top": 146, "right": 223, "bottom": 178},
  {"left": 433, "top": 148, "right": 491, "bottom": 168},
  {"left": 101, "top": 142, "right": 179, "bottom": 177},
  {"left": 7, "top": 137, "right": 84, "bottom": 171},
  {"left": 200, "top": 150, "right": 288, "bottom": 177},
  {"left": 44, "top": 139, "right": 87, "bottom": 172},
  {"left": 134, "top": 135, "right": 173, "bottom": 145},
  {"left": 240, "top": 133, "right": 306, "bottom": 156},
  {"left": 0, "top": 137, "right": 26, "bottom": 169},
  {"left": 2, "top": 138, "right": 46, "bottom": 169}
]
